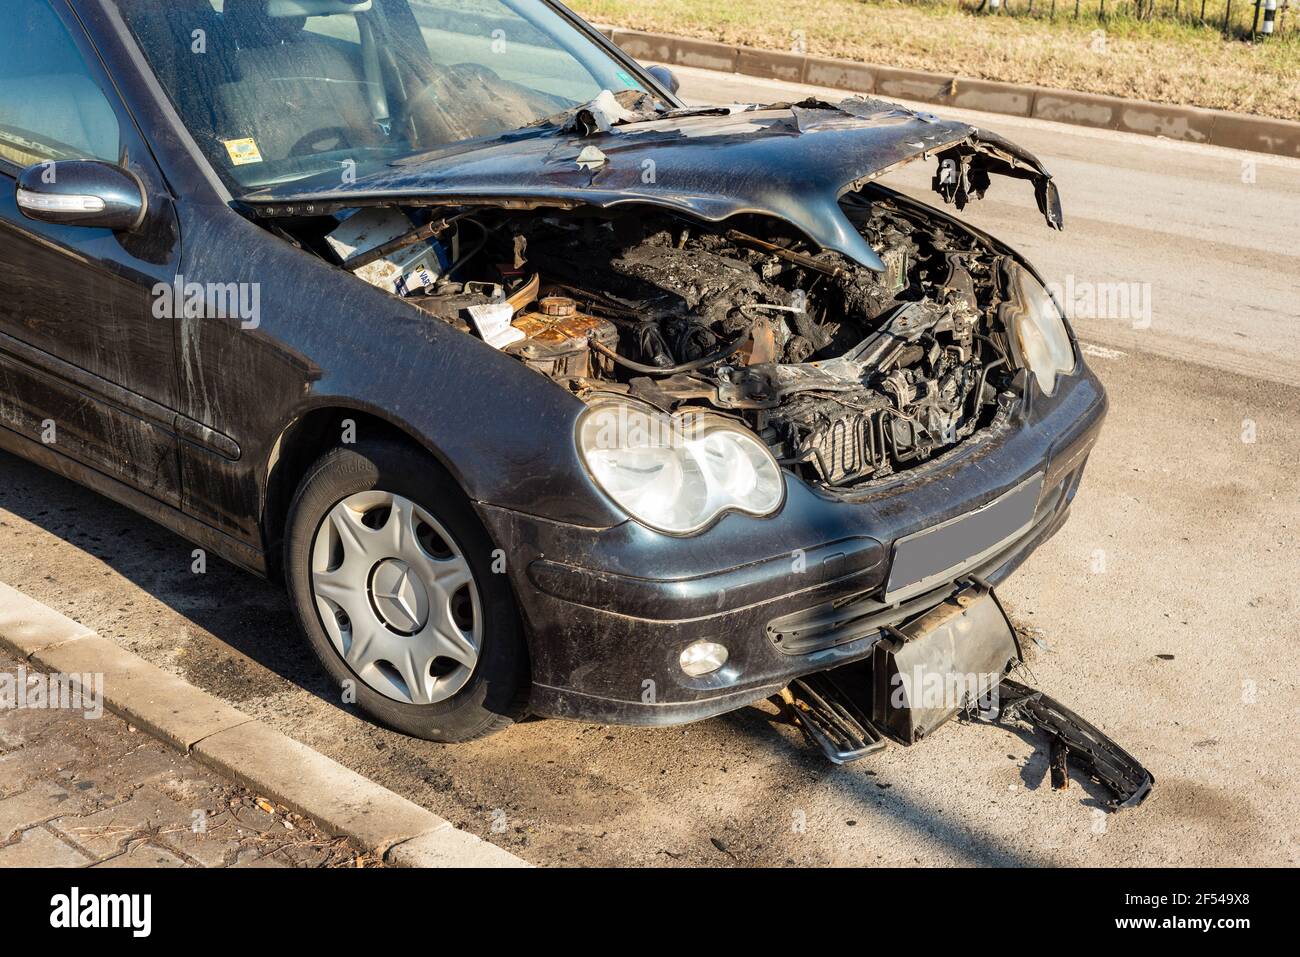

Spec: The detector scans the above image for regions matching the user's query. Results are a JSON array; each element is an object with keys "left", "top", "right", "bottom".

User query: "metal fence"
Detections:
[{"left": 922, "top": 0, "right": 1294, "bottom": 38}]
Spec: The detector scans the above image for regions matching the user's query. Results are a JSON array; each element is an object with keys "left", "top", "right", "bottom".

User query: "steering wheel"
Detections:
[
  {"left": 287, "top": 126, "right": 358, "bottom": 157},
  {"left": 450, "top": 62, "right": 501, "bottom": 80}
]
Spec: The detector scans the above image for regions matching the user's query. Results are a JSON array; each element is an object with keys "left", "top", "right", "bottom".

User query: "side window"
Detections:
[{"left": 0, "top": 0, "right": 121, "bottom": 168}]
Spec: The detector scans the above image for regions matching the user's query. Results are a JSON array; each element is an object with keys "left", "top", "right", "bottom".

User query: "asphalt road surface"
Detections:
[{"left": 1, "top": 68, "right": 1296, "bottom": 866}]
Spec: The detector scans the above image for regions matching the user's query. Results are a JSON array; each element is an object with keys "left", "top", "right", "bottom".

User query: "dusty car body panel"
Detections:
[
  {"left": 239, "top": 100, "right": 1063, "bottom": 272},
  {"left": 166, "top": 201, "right": 628, "bottom": 544},
  {"left": 0, "top": 0, "right": 184, "bottom": 511}
]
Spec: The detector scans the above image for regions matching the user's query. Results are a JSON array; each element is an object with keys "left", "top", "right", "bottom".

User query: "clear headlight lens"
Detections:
[
  {"left": 1009, "top": 267, "right": 1076, "bottom": 396},
  {"left": 578, "top": 399, "right": 785, "bottom": 535}
]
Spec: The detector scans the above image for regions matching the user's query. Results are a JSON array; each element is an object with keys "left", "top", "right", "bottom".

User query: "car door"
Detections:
[{"left": 0, "top": 0, "right": 182, "bottom": 506}]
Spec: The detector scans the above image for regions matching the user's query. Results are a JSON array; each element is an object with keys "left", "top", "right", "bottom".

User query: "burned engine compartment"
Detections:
[{"left": 283, "top": 188, "right": 1024, "bottom": 490}]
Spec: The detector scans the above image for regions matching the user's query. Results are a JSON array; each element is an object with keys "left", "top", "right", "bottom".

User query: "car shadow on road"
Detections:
[
  {"left": 981, "top": 718, "right": 1119, "bottom": 813},
  {"left": 0, "top": 450, "right": 347, "bottom": 712}
]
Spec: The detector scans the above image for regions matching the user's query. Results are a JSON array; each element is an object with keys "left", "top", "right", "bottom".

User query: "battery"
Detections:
[{"left": 325, "top": 207, "right": 455, "bottom": 297}]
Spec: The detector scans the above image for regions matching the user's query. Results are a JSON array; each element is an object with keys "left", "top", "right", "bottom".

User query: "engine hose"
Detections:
[
  {"left": 971, "top": 357, "right": 1007, "bottom": 415},
  {"left": 444, "top": 217, "right": 488, "bottom": 277},
  {"left": 590, "top": 335, "right": 746, "bottom": 376},
  {"left": 974, "top": 332, "right": 1010, "bottom": 363}
]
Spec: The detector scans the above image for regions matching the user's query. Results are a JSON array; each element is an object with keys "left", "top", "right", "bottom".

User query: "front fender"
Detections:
[{"left": 172, "top": 203, "right": 622, "bottom": 559}]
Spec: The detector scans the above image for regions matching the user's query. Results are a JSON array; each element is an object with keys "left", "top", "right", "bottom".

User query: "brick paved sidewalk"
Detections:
[{"left": 0, "top": 648, "right": 377, "bottom": 868}]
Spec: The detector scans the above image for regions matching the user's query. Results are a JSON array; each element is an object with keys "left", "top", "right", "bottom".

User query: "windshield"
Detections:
[{"left": 116, "top": 0, "right": 651, "bottom": 194}]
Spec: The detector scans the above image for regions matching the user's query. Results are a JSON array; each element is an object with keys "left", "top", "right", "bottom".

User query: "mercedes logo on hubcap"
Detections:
[{"left": 369, "top": 558, "right": 430, "bottom": 634}]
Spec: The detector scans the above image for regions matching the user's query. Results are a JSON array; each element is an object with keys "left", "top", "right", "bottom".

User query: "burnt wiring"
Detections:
[{"left": 590, "top": 334, "right": 746, "bottom": 376}]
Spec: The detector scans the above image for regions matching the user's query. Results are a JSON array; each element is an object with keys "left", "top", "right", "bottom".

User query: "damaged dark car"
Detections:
[{"left": 0, "top": 0, "right": 1143, "bottom": 798}]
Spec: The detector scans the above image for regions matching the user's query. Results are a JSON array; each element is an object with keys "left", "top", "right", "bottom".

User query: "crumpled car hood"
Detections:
[{"left": 243, "top": 97, "right": 1063, "bottom": 273}]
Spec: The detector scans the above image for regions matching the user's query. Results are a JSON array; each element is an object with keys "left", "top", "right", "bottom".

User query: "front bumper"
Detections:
[{"left": 477, "top": 364, "right": 1107, "bottom": 726}]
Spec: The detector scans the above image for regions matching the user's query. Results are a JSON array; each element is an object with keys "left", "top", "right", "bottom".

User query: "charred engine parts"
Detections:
[
  {"left": 503, "top": 296, "right": 620, "bottom": 380},
  {"left": 504, "top": 200, "right": 1016, "bottom": 489},
  {"left": 305, "top": 190, "right": 1022, "bottom": 492}
]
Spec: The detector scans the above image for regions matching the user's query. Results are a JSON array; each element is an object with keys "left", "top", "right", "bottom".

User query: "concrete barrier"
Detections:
[{"left": 735, "top": 47, "right": 806, "bottom": 84}]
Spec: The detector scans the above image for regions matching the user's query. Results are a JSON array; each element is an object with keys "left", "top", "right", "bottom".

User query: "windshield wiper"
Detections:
[{"left": 540, "top": 91, "right": 745, "bottom": 138}]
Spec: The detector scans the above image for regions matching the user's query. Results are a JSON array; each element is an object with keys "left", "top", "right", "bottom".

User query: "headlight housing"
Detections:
[
  {"left": 577, "top": 398, "right": 785, "bottom": 535},
  {"left": 1008, "top": 266, "right": 1076, "bottom": 396}
]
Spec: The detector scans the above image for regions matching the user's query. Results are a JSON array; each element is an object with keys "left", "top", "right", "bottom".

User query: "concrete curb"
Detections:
[
  {"left": 601, "top": 27, "right": 1300, "bottom": 158},
  {"left": 0, "top": 581, "right": 528, "bottom": 868}
]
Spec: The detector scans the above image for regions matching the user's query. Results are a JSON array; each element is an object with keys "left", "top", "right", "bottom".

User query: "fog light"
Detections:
[{"left": 680, "top": 641, "right": 728, "bottom": 677}]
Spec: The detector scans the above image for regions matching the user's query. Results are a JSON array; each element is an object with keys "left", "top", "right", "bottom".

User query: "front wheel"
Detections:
[{"left": 284, "top": 441, "right": 528, "bottom": 741}]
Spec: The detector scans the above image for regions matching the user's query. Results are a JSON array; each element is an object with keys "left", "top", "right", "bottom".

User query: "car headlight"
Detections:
[
  {"left": 1008, "top": 266, "right": 1076, "bottom": 396},
  {"left": 577, "top": 398, "right": 785, "bottom": 535}
]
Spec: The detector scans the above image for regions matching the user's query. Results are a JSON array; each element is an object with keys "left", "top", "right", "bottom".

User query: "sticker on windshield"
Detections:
[
  {"left": 615, "top": 70, "right": 644, "bottom": 91},
  {"left": 222, "top": 137, "right": 264, "bottom": 166}
]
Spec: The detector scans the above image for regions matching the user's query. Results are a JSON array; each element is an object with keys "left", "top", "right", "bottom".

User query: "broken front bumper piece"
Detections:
[
  {"left": 780, "top": 584, "right": 1154, "bottom": 811},
  {"left": 985, "top": 679, "right": 1155, "bottom": 810}
]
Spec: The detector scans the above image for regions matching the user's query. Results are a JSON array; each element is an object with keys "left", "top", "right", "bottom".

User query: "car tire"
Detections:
[{"left": 284, "top": 440, "right": 528, "bottom": 742}]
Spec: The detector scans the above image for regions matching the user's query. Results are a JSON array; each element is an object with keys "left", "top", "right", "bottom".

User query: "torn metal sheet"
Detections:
[{"left": 933, "top": 127, "right": 1064, "bottom": 231}]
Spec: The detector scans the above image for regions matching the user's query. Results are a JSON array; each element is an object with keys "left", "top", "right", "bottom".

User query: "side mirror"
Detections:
[
  {"left": 646, "top": 64, "right": 680, "bottom": 96},
  {"left": 16, "top": 160, "right": 147, "bottom": 232}
]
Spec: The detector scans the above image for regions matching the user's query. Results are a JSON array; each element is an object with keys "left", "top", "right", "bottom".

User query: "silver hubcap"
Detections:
[{"left": 310, "top": 491, "right": 481, "bottom": 706}]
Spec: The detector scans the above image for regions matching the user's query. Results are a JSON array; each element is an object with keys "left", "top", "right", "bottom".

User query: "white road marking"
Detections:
[{"left": 1080, "top": 343, "right": 1128, "bottom": 361}]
